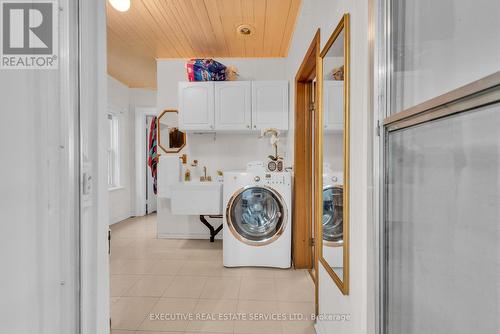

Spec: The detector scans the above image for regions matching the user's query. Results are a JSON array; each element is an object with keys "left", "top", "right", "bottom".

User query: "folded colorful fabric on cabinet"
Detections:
[{"left": 186, "top": 58, "right": 227, "bottom": 81}]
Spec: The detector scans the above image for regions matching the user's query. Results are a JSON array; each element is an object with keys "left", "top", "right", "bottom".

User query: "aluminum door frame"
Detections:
[{"left": 375, "top": 2, "right": 500, "bottom": 333}]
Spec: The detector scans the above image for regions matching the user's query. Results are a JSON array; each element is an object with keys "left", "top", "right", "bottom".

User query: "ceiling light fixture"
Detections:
[
  {"left": 109, "top": 0, "right": 131, "bottom": 12},
  {"left": 237, "top": 24, "right": 253, "bottom": 36}
]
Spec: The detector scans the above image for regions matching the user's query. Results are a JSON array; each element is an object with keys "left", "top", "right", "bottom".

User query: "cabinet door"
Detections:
[
  {"left": 324, "top": 81, "right": 344, "bottom": 132},
  {"left": 251, "top": 81, "right": 289, "bottom": 130},
  {"left": 178, "top": 82, "right": 215, "bottom": 131},
  {"left": 214, "top": 81, "right": 251, "bottom": 131}
]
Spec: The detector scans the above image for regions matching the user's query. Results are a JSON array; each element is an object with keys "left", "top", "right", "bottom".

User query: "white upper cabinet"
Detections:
[
  {"left": 214, "top": 81, "right": 251, "bottom": 131},
  {"left": 251, "top": 81, "right": 289, "bottom": 130},
  {"left": 178, "top": 81, "right": 289, "bottom": 132},
  {"left": 178, "top": 82, "right": 215, "bottom": 131},
  {"left": 324, "top": 81, "right": 344, "bottom": 132}
]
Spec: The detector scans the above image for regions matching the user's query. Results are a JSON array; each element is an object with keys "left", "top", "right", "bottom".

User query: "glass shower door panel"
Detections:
[
  {"left": 385, "top": 103, "right": 500, "bottom": 334},
  {"left": 389, "top": 0, "right": 500, "bottom": 113}
]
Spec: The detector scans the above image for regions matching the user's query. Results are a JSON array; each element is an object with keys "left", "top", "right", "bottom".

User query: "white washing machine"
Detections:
[
  {"left": 322, "top": 164, "right": 344, "bottom": 268},
  {"left": 223, "top": 170, "right": 292, "bottom": 268}
]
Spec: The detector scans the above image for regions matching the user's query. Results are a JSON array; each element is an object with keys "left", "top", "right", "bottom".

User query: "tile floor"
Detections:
[{"left": 110, "top": 214, "right": 316, "bottom": 334}]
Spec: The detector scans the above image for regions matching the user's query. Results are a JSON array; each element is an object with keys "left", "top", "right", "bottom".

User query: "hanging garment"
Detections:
[{"left": 148, "top": 116, "right": 158, "bottom": 194}]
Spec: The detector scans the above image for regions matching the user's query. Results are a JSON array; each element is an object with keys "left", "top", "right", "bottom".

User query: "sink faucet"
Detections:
[
  {"left": 200, "top": 166, "right": 212, "bottom": 182},
  {"left": 200, "top": 166, "right": 208, "bottom": 182}
]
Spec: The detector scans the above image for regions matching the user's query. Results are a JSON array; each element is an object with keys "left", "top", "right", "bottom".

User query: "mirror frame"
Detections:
[
  {"left": 317, "top": 13, "right": 350, "bottom": 295},
  {"left": 157, "top": 109, "right": 186, "bottom": 154}
]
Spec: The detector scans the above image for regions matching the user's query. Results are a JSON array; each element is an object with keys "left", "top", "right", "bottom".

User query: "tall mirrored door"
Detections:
[{"left": 317, "top": 14, "right": 350, "bottom": 294}]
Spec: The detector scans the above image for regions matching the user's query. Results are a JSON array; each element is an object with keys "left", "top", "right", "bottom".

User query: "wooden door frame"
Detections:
[{"left": 293, "top": 29, "right": 320, "bottom": 271}]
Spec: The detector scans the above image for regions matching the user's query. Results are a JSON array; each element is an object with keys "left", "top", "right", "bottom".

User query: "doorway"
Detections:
[{"left": 135, "top": 107, "right": 158, "bottom": 216}]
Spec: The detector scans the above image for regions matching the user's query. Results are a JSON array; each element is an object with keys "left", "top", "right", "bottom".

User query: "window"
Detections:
[{"left": 107, "top": 113, "right": 120, "bottom": 188}]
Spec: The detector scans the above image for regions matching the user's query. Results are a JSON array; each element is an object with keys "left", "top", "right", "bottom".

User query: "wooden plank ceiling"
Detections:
[{"left": 107, "top": 0, "right": 302, "bottom": 89}]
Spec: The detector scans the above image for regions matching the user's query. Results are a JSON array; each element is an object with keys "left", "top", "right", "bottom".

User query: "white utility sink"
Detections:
[{"left": 170, "top": 182, "right": 223, "bottom": 215}]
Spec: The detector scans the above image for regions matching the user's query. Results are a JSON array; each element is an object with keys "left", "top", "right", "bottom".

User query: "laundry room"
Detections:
[
  {"left": 154, "top": 58, "right": 292, "bottom": 239},
  {"left": 108, "top": 53, "right": 316, "bottom": 332},
  {"left": 3, "top": 0, "right": 500, "bottom": 333},
  {"left": 106, "top": 1, "right": 319, "bottom": 332}
]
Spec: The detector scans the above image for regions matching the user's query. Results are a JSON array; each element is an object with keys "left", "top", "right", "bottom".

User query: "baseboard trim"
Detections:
[
  {"left": 158, "top": 232, "right": 223, "bottom": 240},
  {"left": 109, "top": 212, "right": 133, "bottom": 225}
]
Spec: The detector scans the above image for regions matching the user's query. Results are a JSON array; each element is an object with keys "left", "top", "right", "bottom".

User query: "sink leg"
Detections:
[
  {"left": 212, "top": 224, "right": 223, "bottom": 242},
  {"left": 199, "top": 215, "right": 223, "bottom": 242}
]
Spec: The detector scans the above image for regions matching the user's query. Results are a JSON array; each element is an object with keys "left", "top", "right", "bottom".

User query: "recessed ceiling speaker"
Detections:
[{"left": 237, "top": 24, "right": 253, "bottom": 36}]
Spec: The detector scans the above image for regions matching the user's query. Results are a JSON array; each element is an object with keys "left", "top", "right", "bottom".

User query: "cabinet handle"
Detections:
[
  {"left": 253, "top": 125, "right": 256, "bottom": 129},
  {"left": 247, "top": 125, "right": 250, "bottom": 129}
]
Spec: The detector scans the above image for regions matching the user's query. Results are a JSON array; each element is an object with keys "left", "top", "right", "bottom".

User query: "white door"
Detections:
[
  {"left": 324, "top": 81, "right": 344, "bottom": 131},
  {"left": 215, "top": 81, "right": 251, "bottom": 130},
  {"left": 0, "top": 1, "right": 80, "bottom": 333},
  {"left": 178, "top": 82, "right": 215, "bottom": 131},
  {"left": 146, "top": 116, "right": 157, "bottom": 214},
  {"left": 251, "top": 81, "right": 289, "bottom": 130}
]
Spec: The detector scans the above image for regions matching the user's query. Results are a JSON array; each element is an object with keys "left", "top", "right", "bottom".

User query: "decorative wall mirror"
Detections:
[
  {"left": 157, "top": 109, "right": 186, "bottom": 153},
  {"left": 318, "top": 13, "right": 350, "bottom": 294}
]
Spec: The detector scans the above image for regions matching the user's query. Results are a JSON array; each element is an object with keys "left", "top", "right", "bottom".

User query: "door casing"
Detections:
[{"left": 292, "top": 29, "right": 321, "bottom": 314}]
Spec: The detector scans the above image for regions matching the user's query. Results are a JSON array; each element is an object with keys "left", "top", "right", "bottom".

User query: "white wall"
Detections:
[
  {"left": 108, "top": 75, "right": 130, "bottom": 110},
  {"left": 130, "top": 87, "right": 157, "bottom": 106},
  {"left": 107, "top": 76, "right": 131, "bottom": 224},
  {"left": 107, "top": 75, "right": 156, "bottom": 224},
  {"left": 155, "top": 58, "right": 289, "bottom": 238},
  {"left": 285, "top": 1, "right": 374, "bottom": 334},
  {"left": 157, "top": 58, "right": 288, "bottom": 109}
]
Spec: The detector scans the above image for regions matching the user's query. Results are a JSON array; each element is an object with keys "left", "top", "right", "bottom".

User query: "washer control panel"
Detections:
[{"left": 260, "top": 173, "right": 290, "bottom": 186}]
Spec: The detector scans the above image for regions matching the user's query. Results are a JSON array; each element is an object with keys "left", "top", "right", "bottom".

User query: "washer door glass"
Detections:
[
  {"left": 228, "top": 187, "right": 285, "bottom": 244},
  {"left": 322, "top": 186, "right": 343, "bottom": 244}
]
